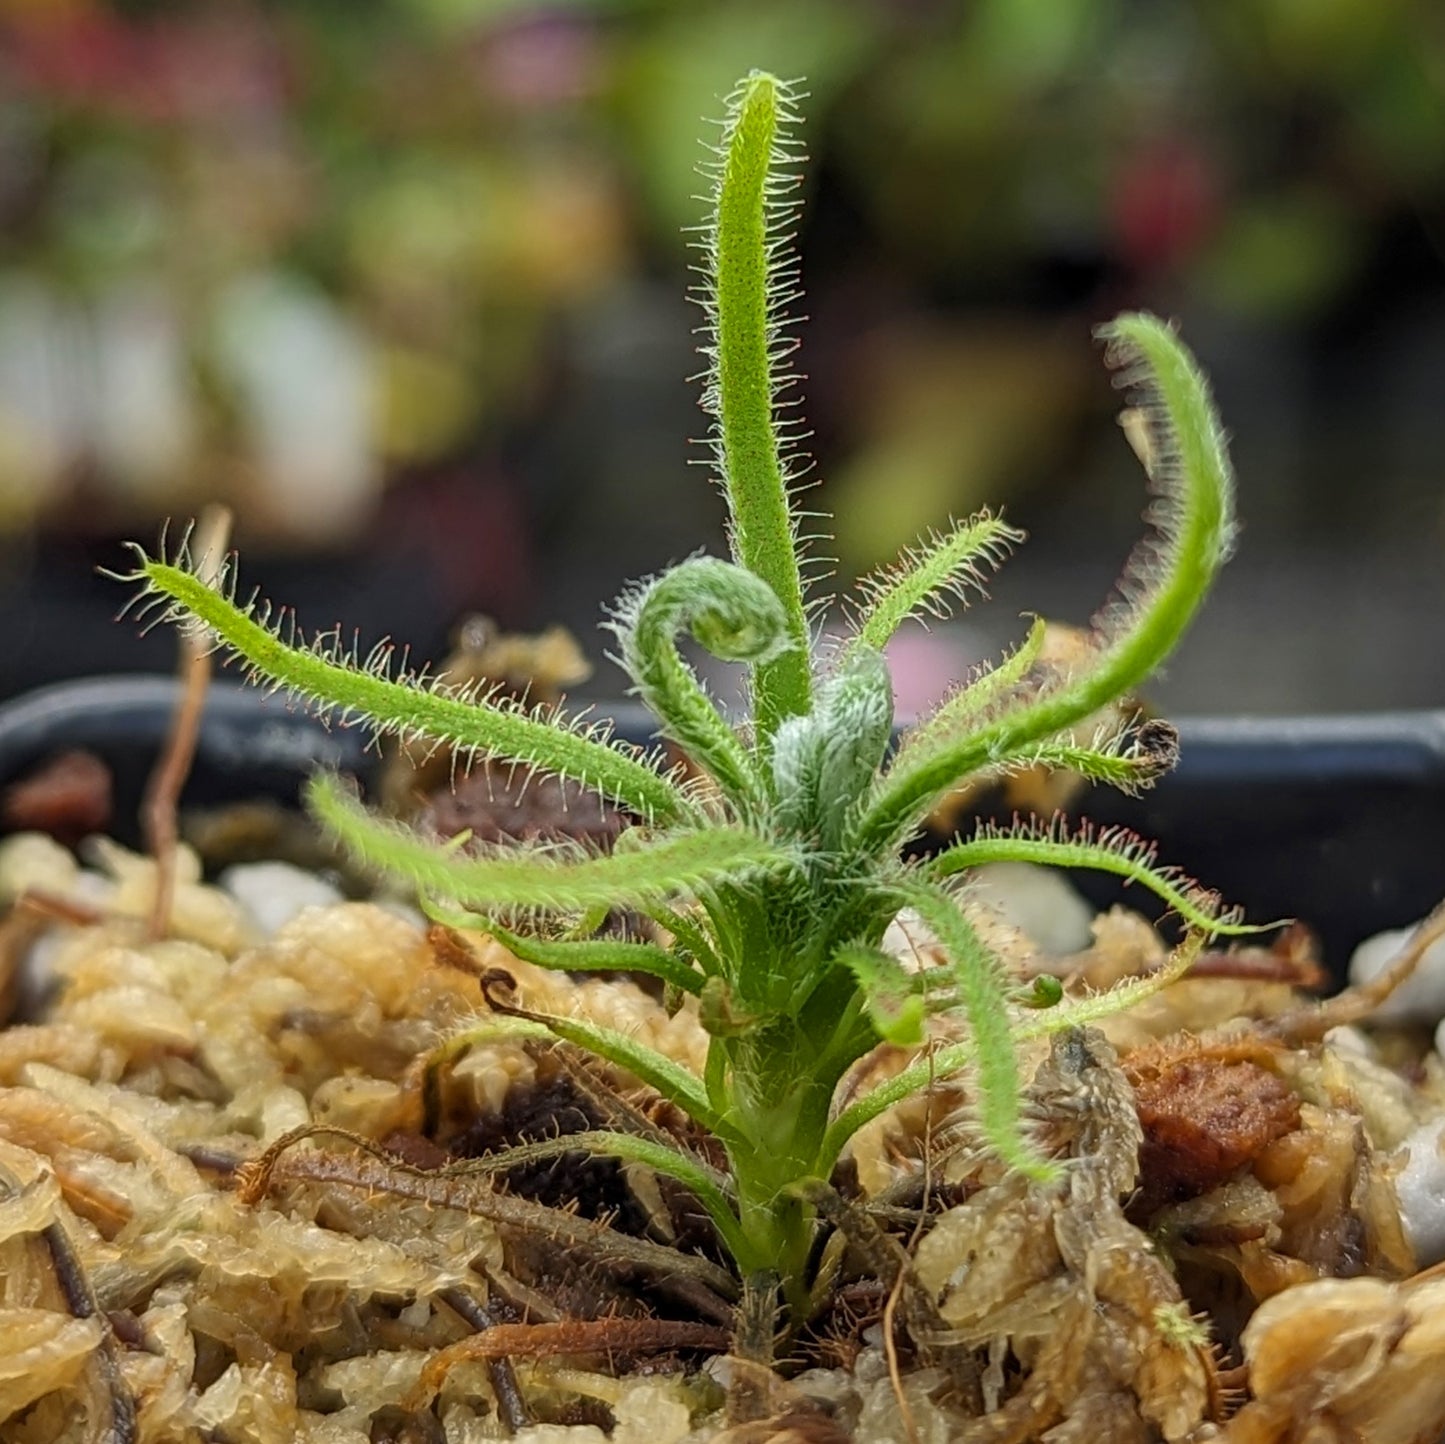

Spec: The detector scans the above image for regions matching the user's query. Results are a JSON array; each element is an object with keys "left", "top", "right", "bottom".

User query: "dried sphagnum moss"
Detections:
[
  {"left": 0, "top": 839, "right": 718, "bottom": 1442},
  {"left": 3, "top": 835, "right": 1445, "bottom": 1442}
]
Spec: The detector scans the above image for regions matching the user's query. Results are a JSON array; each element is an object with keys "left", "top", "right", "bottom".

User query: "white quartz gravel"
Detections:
[
  {"left": 219, "top": 860, "right": 344, "bottom": 936},
  {"left": 967, "top": 861, "right": 1095, "bottom": 955},
  {"left": 1394, "top": 1117, "right": 1445, "bottom": 1267}
]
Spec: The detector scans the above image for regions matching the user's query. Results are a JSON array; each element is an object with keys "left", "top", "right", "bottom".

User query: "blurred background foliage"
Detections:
[{"left": 1, "top": 0, "right": 1443, "bottom": 709}]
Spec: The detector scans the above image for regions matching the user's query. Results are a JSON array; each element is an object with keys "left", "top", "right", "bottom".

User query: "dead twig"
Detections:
[{"left": 142, "top": 505, "right": 231, "bottom": 941}]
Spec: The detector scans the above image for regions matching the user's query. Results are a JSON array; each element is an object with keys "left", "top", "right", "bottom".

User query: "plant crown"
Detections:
[{"left": 117, "top": 71, "right": 1245, "bottom": 1330}]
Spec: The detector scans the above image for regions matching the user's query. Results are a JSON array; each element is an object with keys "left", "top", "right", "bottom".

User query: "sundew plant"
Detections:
[{"left": 119, "top": 73, "right": 1244, "bottom": 1330}]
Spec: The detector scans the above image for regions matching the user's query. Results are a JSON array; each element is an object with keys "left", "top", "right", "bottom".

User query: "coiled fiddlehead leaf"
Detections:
[{"left": 613, "top": 556, "right": 793, "bottom": 810}]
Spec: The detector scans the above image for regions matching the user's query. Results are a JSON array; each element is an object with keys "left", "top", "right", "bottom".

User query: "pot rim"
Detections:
[{"left": 4, "top": 672, "right": 1444, "bottom": 783}]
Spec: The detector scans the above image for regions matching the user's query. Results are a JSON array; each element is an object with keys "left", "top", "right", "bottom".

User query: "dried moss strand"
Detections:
[
  {"left": 454, "top": 1131, "right": 747, "bottom": 1262},
  {"left": 710, "top": 72, "right": 812, "bottom": 735},
  {"left": 245, "top": 1131, "right": 740, "bottom": 1301},
  {"left": 412, "top": 1320, "right": 733, "bottom": 1412},
  {"left": 128, "top": 557, "right": 687, "bottom": 823}
]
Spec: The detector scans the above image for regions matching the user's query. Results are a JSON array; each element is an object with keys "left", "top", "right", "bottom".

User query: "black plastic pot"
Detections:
[{"left": 2, "top": 674, "right": 1442, "bottom": 974}]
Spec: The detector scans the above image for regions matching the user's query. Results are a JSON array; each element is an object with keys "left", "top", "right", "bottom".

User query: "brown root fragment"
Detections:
[
  {"left": 408, "top": 1317, "right": 730, "bottom": 1410},
  {"left": 435, "top": 1286, "right": 533, "bottom": 1434},
  {"left": 1263, "top": 897, "right": 1445, "bottom": 1045},
  {"left": 1188, "top": 923, "right": 1326, "bottom": 989}
]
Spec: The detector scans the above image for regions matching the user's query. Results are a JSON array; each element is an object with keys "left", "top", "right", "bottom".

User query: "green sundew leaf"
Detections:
[
  {"left": 435, "top": 911, "right": 706, "bottom": 997},
  {"left": 929, "top": 817, "right": 1271, "bottom": 937},
  {"left": 702, "top": 70, "right": 813, "bottom": 739},
  {"left": 819, "top": 1037, "right": 968, "bottom": 1174},
  {"left": 307, "top": 773, "right": 797, "bottom": 914},
  {"left": 452, "top": 1130, "right": 747, "bottom": 1263},
  {"left": 650, "top": 905, "right": 723, "bottom": 977},
  {"left": 856, "top": 314, "right": 1235, "bottom": 851},
  {"left": 116, "top": 549, "right": 688, "bottom": 824},
  {"left": 613, "top": 557, "right": 786, "bottom": 809},
  {"left": 820, "top": 926, "right": 1207, "bottom": 1170},
  {"left": 835, "top": 943, "right": 925, "bottom": 1046},
  {"left": 845, "top": 510, "right": 1024, "bottom": 656},
  {"left": 897, "top": 616, "right": 1047, "bottom": 762},
  {"left": 444, "top": 1011, "right": 732, "bottom": 1143},
  {"left": 904, "top": 882, "right": 1060, "bottom": 1183},
  {"left": 1002, "top": 716, "right": 1179, "bottom": 797}
]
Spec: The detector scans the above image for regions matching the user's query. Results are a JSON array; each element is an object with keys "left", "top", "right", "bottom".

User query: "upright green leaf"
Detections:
[{"left": 700, "top": 71, "right": 813, "bottom": 740}]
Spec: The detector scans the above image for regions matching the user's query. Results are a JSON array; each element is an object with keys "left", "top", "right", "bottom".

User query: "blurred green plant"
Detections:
[{"left": 2, "top": 0, "right": 1440, "bottom": 563}]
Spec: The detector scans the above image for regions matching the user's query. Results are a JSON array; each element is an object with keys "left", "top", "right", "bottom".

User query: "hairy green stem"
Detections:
[
  {"left": 846, "top": 511, "right": 1022, "bottom": 656},
  {"left": 904, "top": 883, "right": 1059, "bottom": 1182},
  {"left": 307, "top": 773, "right": 794, "bottom": 914},
  {"left": 930, "top": 823, "right": 1266, "bottom": 937}
]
